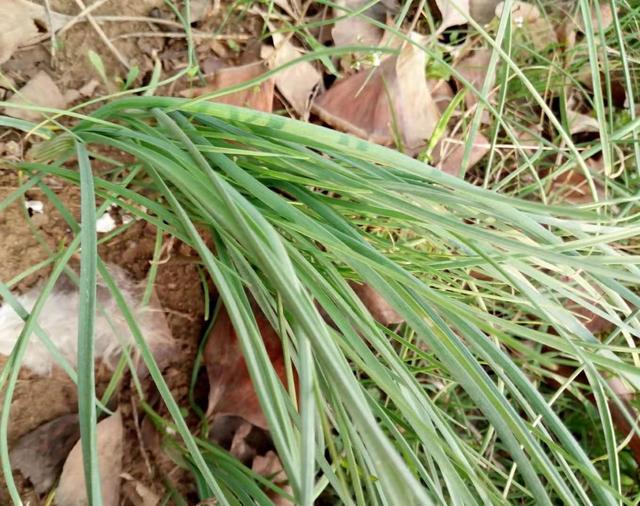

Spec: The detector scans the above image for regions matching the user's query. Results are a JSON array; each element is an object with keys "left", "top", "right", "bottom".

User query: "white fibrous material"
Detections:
[{"left": 0, "top": 265, "right": 172, "bottom": 376}]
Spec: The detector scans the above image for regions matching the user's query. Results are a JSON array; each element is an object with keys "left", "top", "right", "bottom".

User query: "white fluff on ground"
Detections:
[{"left": 0, "top": 265, "right": 172, "bottom": 376}]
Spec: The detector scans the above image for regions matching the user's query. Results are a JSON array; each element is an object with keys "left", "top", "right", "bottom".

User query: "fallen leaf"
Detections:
[
  {"left": 121, "top": 473, "right": 160, "bottom": 506},
  {"left": 331, "top": 0, "right": 387, "bottom": 48},
  {"left": 549, "top": 156, "right": 605, "bottom": 204},
  {"left": 567, "top": 110, "right": 600, "bottom": 134},
  {"left": 470, "top": 0, "right": 501, "bottom": 24},
  {"left": 261, "top": 33, "right": 322, "bottom": 116},
  {"left": 435, "top": 0, "right": 470, "bottom": 32},
  {"left": 432, "top": 132, "right": 489, "bottom": 176},
  {"left": 314, "top": 34, "right": 440, "bottom": 150},
  {"left": 350, "top": 282, "right": 403, "bottom": 325},
  {"left": 56, "top": 411, "right": 123, "bottom": 506},
  {"left": 180, "top": 62, "right": 274, "bottom": 112},
  {"left": 4, "top": 71, "right": 67, "bottom": 122},
  {"left": 495, "top": 1, "right": 557, "bottom": 50},
  {"left": 252, "top": 451, "right": 293, "bottom": 506},
  {"left": 453, "top": 48, "right": 495, "bottom": 120},
  {"left": 205, "top": 305, "right": 290, "bottom": 429},
  {"left": 0, "top": 0, "right": 69, "bottom": 64},
  {"left": 10, "top": 414, "right": 80, "bottom": 495},
  {"left": 427, "top": 79, "right": 455, "bottom": 114},
  {"left": 576, "top": 2, "right": 614, "bottom": 33},
  {"left": 189, "top": 0, "right": 213, "bottom": 23}
]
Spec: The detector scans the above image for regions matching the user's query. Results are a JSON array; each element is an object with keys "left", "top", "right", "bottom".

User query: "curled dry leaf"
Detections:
[
  {"left": 576, "top": 2, "right": 614, "bottom": 33},
  {"left": 314, "top": 35, "right": 440, "bottom": 150},
  {"left": 495, "top": 1, "right": 557, "bottom": 50},
  {"left": 205, "top": 305, "right": 290, "bottom": 429},
  {"left": 252, "top": 451, "right": 294, "bottom": 506},
  {"left": 567, "top": 109, "right": 600, "bottom": 135},
  {"left": 261, "top": 33, "right": 322, "bottom": 116},
  {"left": 180, "top": 62, "right": 274, "bottom": 112},
  {"left": 56, "top": 411, "right": 124, "bottom": 506},
  {"left": 350, "top": 282, "right": 403, "bottom": 325},
  {"left": 432, "top": 132, "right": 490, "bottom": 176},
  {"left": 3, "top": 71, "right": 67, "bottom": 122},
  {"left": 427, "top": 79, "right": 455, "bottom": 114},
  {"left": 331, "top": 0, "right": 388, "bottom": 48},
  {"left": 121, "top": 473, "right": 160, "bottom": 506},
  {"left": 549, "top": 156, "right": 605, "bottom": 204},
  {"left": 454, "top": 48, "right": 495, "bottom": 121},
  {"left": 435, "top": 0, "right": 470, "bottom": 32},
  {"left": 10, "top": 414, "right": 80, "bottom": 495},
  {"left": 0, "top": 0, "right": 69, "bottom": 63}
]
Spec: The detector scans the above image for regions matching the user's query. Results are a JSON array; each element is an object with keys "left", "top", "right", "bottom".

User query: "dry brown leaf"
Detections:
[
  {"left": 567, "top": 110, "right": 600, "bottom": 134},
  {"left": 576, "top": 2, "right": 614, "bottom": 33},
  {"left": 435, "top": 0, "right": 470, "bottom": 32},
  {"left": 331, "top": 0, "right": 388, "bottom": 48},
  {"left": 0, "top": 0, "right": 69, "bottom": 64},
  {"left": 252, "top": 451, "right": 293, "bottom": 506},
  {"left": 205, "top": 305, "right": 290, "bottom": 429},
  {"left": 55, "top": 411, "right": 123, "bottom": 506},
  {"left": 350, "top": 282, "right": 403, "bottom": 325},
  {"left": 427, "top": 79, "right": 455, "bottom": 114},
  {"left": 121, "top": 473, "right": 160, "bottom": 506},
  {"left": 4, "top": 71, "right": 67, "bottom": 122},
  {"left": 454, "top": 48, "right": 495, "bottom": 120},
  {"left": 549, "top": 156, "right": 605, "bottom": 204},
  {"left": 433, "top": 132, "right": 490, "bottom": 176},
  {"left": 470, "top": 0, "right": 501, "bottom": 24},
  {"left": 10, "top": 414, "right": 79, "bottom": 495},
  {"left": 179, "top": 62, "right": 274, "bottom": 112},
  {"left": 314, "top": 35, "right": 440, "bottom": 150},
  {"left": 495, "top": 1, "right": 557, "bottom": 50},
  {"left": 261, "top": 34, "right": 322, "bottom": 116}
]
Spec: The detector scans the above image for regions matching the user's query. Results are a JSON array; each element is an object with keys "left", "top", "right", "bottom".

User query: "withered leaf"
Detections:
[
  {"left": 314, "top": 35, "right": 440, "bottom": 150},
  {"left": 350, "top": 282, "right": 404, "bottom": 325},
  {"left": 261, "top": 33, "right": 322, "bottom": 116},
  {"left": 55, "top": 411, "right": 123, "bottom": 506},
  {"left": 10, "top": 414, "right": 79, "bottom": 495},
  {"left": 205, "top": 305, "right": 290, "bottom": 429},
  {"left": 180, "top": 62, "right": 274, "bottom": 112},
  {"left": 4, "top": 71, "right": 67, "bottom": 122}
]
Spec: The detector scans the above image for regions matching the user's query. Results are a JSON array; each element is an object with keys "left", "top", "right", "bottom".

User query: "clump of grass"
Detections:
[
  {"left": 1, "top": 0, "right": 640, "bottom": 504},
  {"left": 0, "top": 93, "right": 635, "bottom": 504}
]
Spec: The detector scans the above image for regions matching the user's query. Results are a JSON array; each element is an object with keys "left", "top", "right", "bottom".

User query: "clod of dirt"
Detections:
[
  {"left": 0, "top": 264, "right": 173, "bottom": 376},
  {"left": 3, "top": 71, "right": 67, "bottom": 122},
  {"left": 261, "top": 33, "right": 322, "bottom": 116},
  {"left": 56, "top": 411, "right": 124, "bottom": 506},
  {"left": 10, "top": 414, "right": 80, "bottom": 495},
  {"left": 179, "top": 62, "right": 274, "bottom": 112},
  {"left": 0, "top": 0, "right": 69, "bottom": 64},
  {"left": 350, "top": 282, "right": 404, "bottom": 325},
  {"left": 313, "top": 34, "right": 440, "bottom": 150},
  {"left": 205, "top": 305, "right": 290, "bottom": 429}
]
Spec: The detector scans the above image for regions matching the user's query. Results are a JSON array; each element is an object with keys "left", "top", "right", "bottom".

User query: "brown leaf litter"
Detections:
[
  {"left": 56, "top": 411, "right": 123, "bottom": 506},
  {"left": 314, "top": 33, "right": 440, "bottom": 150},
  {"left": 3, "top": 71, "right": 67, "bottom": 122},
  {"left": 205, "top": 303, "right": 290, "bottom": 429},
  {"left": 180, "top": 61, "right": 274, "bottom": 112}
]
